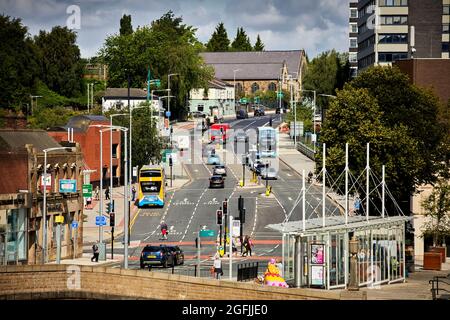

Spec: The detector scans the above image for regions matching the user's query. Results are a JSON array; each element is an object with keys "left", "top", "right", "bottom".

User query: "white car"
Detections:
[
  {"left": 260, "top": 167, "right": 277, "bottom": 180},
  {"left": 213, "top": 165, "right": 227, "bottom": 176}
]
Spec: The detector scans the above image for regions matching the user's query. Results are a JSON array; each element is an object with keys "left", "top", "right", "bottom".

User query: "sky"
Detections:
[{"left": 0, "top": 0, "right": 350, "bottom": 59}]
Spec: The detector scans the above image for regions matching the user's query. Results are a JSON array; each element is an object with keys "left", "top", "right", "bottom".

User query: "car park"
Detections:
[
  {"left": 140, "top": 245, "right": 176, "bottom": 268},
  {"left": 209, "top": 175, "right": 225, "bottom": 188},
  {"left": 207, "top": 154, "right": 221, "bottom": 165},
  {"left": 213, "top": 165, "right": 227, "bottom": 176}
]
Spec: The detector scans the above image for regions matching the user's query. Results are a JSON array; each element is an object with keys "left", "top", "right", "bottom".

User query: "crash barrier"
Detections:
[
  {"left": 237, "top": 262, "right": 259, "bottom": 282},
  {"left": 0, "top": 265, "right": 347, "bottom": 300},
  {"left": 296, "top": 142, "right": 315, "bottom": 161},
  {"left": 429, "top": 274, "right": 450, "bottom": 300}
]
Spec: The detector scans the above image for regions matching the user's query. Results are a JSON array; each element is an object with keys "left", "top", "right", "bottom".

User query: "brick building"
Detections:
[
  {"left": 47, "top": 115, "right": 122, "bottom": 188},
  {"left": 0, "top": 130, "right": 84, "bottom": 265}
]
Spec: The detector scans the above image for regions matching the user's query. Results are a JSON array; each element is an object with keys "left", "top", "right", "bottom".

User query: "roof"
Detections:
[
  {"left": 48, "top": 115, "right": 109, "bottom": 133},
  {"left": 208, "top": 78, "right": 233, "bottom": 89},
  {"left": 103, "top": 88, "right": 149, "bottom": 99},
  {"left": 266, "top": 215, "right": 411, "bottom": 236},
  {"left": 0, "top": 129, "right": 63, "bottom": 153},
  {"left": 200, "top": 50, "right": 305, "bottom": 80}
]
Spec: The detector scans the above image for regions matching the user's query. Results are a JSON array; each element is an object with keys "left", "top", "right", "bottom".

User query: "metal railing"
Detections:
[
  {"left": 296, "top": 141, "right": 315, "bottom": 160},
  {"left": 429, "top": 274, "right": 450, "bottom": 300},
  {"left": 237, "top": 262, "right": 259, "bottom": 282}
]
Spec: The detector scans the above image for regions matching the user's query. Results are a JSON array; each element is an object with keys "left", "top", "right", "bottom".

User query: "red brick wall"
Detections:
[
  {"left": 48, "top": 121, "right": 121, "bottom": 184},
  {"left": 0, "top": 151, "right": 28, "bottom": 193}
]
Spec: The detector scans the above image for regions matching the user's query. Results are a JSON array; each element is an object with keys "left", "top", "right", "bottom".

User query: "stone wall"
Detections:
[{"left": 0, "top": 265, "right": 344, "bottom": 300}]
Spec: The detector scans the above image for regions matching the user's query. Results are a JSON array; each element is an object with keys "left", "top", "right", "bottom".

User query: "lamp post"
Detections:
[
  {"left": 168, "top": 73, "right": 179, "bottom": 148},
  {"left": 150, "top": 89, "right": 170, "bottom": 127},
  {"left": 233, "top": 69, "right": 240, "bottom": 112},
  {"left": 30, "top": 95, "right": 42, "bottom": 116},
  {"left": 110, "top": 113, "right": 128, "bottom": 207},
  {"left": 42, "top": 147, "right": 74, "bottom": 264},
  {"left": 348, "top": 236, "right": 359, "bottom": 290}
]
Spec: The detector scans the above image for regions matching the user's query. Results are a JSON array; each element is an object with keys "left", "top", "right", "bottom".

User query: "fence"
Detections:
[
  {"left": 237, "top": 262, "right": 259, "bottom": 282},
  {"left": 296, "top": 142, "right": 315, "bottom": 161},
  {"left": 429, "top": 274, "right": 450, "bottom": 300}
]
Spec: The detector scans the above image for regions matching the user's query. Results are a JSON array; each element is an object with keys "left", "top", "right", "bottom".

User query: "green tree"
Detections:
[
  {"left": 231, "top": 27, "right": 252, "bottom": 51},
  {"left": 120, "top": 14, "right": 133, "bottom": 36},
  {"left": 206, "top": 22, "right": 230, "bottom": 52},
  {"left": 100, "top": 11, "right": 214, "bottom": 120},
  {"left": 34, "top": 26, "right": 84, "bottom": 97},
  {"left": 0, "top": 15, "right": 40, "bottom": 110},
  {"left": 253, "top": 34, "right": 265, "bottom": 51}
]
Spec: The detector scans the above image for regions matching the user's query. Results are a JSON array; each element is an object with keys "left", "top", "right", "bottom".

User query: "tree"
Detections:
[
  {"left": 206, "top": 22, "right": 230, "bottom": 52},
  {"left": 120, "top": 14, "right": 133, "bottom": 36},
  {"left": 253, "top": 34, "right": 265, "bottom": 51},
  {"left": 0, "top": 15, "right": 40, "bottom": 109},
  {"left": 421, "top": 180, "right": 450, "bottom": 247},
  {"left": 34, "top": 26, "right": 84, "bottom": 97},
  {"left": 231, "top": 27, "right": 252, "bottom": 51}
]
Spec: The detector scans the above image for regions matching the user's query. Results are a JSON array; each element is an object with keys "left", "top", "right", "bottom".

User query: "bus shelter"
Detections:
[{"left": 266, "top": 215, "right": 411, "bottom": 290}]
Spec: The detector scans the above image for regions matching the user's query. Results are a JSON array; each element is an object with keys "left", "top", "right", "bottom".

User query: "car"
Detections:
[
  {"left": 213, "top": 165, "right": 227, "bottom": 176},
  {"left": 275, "top": 107, "right": 281, "bottom": 114},
  {"left": 166, "top": 245, "right": 185, "bottom": 265},
  {"left": 252, "top": 162, "right": 266, "bottom": 175},
  {"left": 191, "top": 111, "right": 207, "bottom": 118},
  {"left": 140, "top": 245, "right": 176, "bottom": 268},
  {"left": 260, "top": 167, "right": 278, "bottom": 180},
  {"left": 236, "top": 109, "right": 249, "bottom": 119},
  {"left": 207, "top": 154, "right": 221, "bottom": 165},
  {"left": 209, "top": 175, "right": 225, "bottom": 188},
  {"left": 234, "top": 131, "right": 249, "bottom": 143}
]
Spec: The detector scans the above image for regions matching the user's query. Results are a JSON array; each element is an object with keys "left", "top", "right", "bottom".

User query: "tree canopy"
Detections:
[
  {"left": 231, "top": 27, "right": 252, "bottom": 51},
  {"left": 253, "top": 34, "right": 265, "bottom": 51},
  {"left": 120, "top": 14, "right": 133, "bottom": 36},
  {"left": 206, "top": 22, "right": 230, "bottom": 52}
]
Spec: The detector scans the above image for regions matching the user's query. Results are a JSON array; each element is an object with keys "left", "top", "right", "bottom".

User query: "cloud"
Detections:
[{"left": 0, "top": 0, "right": 350, "bottom": 58}]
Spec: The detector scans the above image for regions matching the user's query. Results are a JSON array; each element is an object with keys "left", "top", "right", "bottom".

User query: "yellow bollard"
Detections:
[{"left": 239, "top": 180, "right": 244, "bottom": 187}]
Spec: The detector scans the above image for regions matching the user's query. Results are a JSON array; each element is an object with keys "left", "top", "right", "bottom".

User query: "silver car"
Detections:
[
  {"left": 260, "top": 167, "right": 277, "bottom": 180},
  {"left": 213, "top": 165, "right": 227, "bottom": 176}
]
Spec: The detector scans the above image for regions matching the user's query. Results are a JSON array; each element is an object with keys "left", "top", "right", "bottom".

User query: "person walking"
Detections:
[
  {"left": 213, "top": 253, "right": 223, "bottom": 279},
  {"left": 105, "top": 186, "right": 110, "bottom": 200},
  {"left": 94, "top": 186, "right": 99, "bottom": 201},
  {"left": 160, "top": 221, "right": 168, "bottom": 240},
  {"left": 91, "top": 242, "right": 99, "bottom": 262},
  {"left": 131, "top": 185, "right": 136, "bottom": 202},
  {"left": 245, "top": 236, "right": 254, "bottom": 257}
]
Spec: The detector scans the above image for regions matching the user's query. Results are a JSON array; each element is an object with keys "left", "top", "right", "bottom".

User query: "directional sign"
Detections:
[
  {"left": 199, "top": 229, "right": 216, "bottom": 238},
  {"left": 82, "top": 184, "right": 92, "bottom": 197},
  {"left": 239, "top": 98, "right": 248, "bottom": 104},
  {"left": 277, "top": 92, "right": 284, "bottom": 98},
  {"left": 59, "top": 179, "right": 77, "bottom": 193},
  {"left": 95, "top": 216, "right": 107, "bottom": 226},
  {"left": 71, "top": 221, "right": 79, "bottom": 228}
]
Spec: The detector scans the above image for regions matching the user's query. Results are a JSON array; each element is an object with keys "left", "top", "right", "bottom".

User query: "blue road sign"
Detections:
[
  {"left": 165, "top": 111, "right": 171, "bottom": 118},
  {"left": 95, "top": 216, "right": 107, "bottom": 226},
  {"left": 71, "top": 221, "right": 79, "bottom": 228}
]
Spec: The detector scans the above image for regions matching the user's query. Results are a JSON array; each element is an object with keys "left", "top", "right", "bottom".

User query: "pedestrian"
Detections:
[
  {"left": 242, "top": 235, "right": 249, "bottom": 257},
  {"left": 86, "top": 197, "right": 92, "bottom": 209},
  {"left": 160, "top": 221, "right": 168, "bottom": 240},
  {"left": 131, "top": 185, "right": 136, "bottom": 202},
  {"left": 307, "top": 171, "right": 313, "bottom": 184},
  {"left": 245, "top": 236, "right": 254, "bottom": 257},
  {"left": 94, "top": 186, "right": 99, "bottom": 200},
  {"left": 232, "top": 237, "right": 237, "bottom": 256},
  {"left": 105, "top": 186, "right": 110, "bottom": 200},
  {"left": 91, "top": 242, "right": 99, "bottom": 262},
  {"left": 213, "top": 253, "right": 223, "bottom": 279}
]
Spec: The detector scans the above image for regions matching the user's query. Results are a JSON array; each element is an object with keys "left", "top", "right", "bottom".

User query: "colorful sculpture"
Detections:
[{"left": 264, "top": 259, "right": 289, "bottom": 288}]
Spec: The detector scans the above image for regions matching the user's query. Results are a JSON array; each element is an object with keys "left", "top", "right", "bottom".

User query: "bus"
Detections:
[
  {"left": 257, "top": 127, "right": 277, "bottom": 158},
  {"left": 138, "top": 165, "right": 165, "bottom": 208}
]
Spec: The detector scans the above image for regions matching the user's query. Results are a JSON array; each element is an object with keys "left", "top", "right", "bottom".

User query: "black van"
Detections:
[{"left": 236, "top": 109, "right": 249, "bottom": 119}]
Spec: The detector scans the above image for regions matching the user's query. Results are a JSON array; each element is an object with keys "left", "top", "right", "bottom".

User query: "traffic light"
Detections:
[
  {"left": 239, "top": 208, "right": 246, "bottom": 224},
  {"left": 216, "top": 209, "right": 223, "bottom": 225},
  {"left": 238, "top": 195, "right": 244, "bottom": 212},
  {"left": 222, "top": 200, "right": 228, "bottom": 215},
  {"left": 110, "top": 212, "right": 115, "bottom": 227},
  {"left": 169, "top": 155, "right": 173, "bottom": 167},
  {"left": 106, "top": 202, "right": 112, "bottom": 214}
]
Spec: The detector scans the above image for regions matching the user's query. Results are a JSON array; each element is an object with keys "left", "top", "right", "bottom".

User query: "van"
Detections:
[
  {"left": 210, "top": 123, "right": 231, "bottom": 143},
  {"left": 236, "top": 109, "right": 249, "bottom": 119}
]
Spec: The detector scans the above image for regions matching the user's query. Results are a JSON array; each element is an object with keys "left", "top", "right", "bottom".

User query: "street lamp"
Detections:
[
  {"left": 30, "top": 95, "right": 42, "bottom": 115},
  {"left": 110, "top": 113, "right": 128, "bottom": 205},
  {"left": 42, "top": 146, "right": 74, "bottom": 264},
  {"left": 168, "top": 73, "right": 180, "bottom": 148},
  {"left": 233, "top": 69, "right": 240, "bottom": 111}
]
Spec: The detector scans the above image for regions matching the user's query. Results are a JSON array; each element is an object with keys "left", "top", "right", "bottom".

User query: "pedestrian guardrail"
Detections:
[
  {"left": 296, "top": 142, "right": 315, "bottom": 160},
  {"left": 429, "top": 274, "right": 450, "bottom": 300},
  {"left": 237, "top": 262, "right": 259, "bottom": 282}
]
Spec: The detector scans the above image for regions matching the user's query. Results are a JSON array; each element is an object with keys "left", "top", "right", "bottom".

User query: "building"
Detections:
[
  {"left": 349, "top": 0, "right": 359, "bottom": 77},
  {"left": 47, "top": 115, "right": 122, "bottom": 187},
  {"left": 0, "top": 130, "right": 84, "bottom": 265},
  {"left": 394, "top": 58, "right": 450, "bottom": 265},
  {"left": 188, "top": 78, "right": 235, "bottom": 116},
  {"left": 102, "top": 88, "right": 161, "bottom": 113},
  {"left": 200, "top": 50, "right": 307, "bottom": 99},
  {"left": 356, "top": 0, "right": 449, "bottom": 73}
]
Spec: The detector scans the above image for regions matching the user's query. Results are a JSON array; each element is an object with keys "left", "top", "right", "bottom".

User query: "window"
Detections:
[
  {"left": 251, "top": 83, "right": 259, "bottom": 94},
  {"left": 197, "top": 105, "right": 204, "bottom": 111},
  {"left": 349, "top": 53, "right": 357, "bottom": 63},
  {"left": 444, "top": 5, "right": 450, "bottom": 15},
  {"left": 444, "top": 24, "right": 450, "bottom": 34},
  {"left": 379, "top": 0, "right": 407, "bottom": 6},
  {"left": 350, "top": 38, "right": 358, "bottom": 48},
  {"left": 380, "top": 15, "right": 408, "bottom": 25},
  {"left": 141, "top": 181, "right": 161, "bottom": 193},
  {"left": 112, "top": 144, "right": 118, "bottom": 159},
  {"left": 140, "top": 170, "right": 162, "bottom": 178},
  {"left": 350, "top": 23, "right": 358, "bottom": 33},
  {"left": 378, "top": 34, "right": 408, "bottom": 44},
  {"left": 350, "top": 8, "right": 357, "bottom": 18},
  {"left": 443, "top": 42, "right": 450, "bottom": 53},
  {"left": 4, "top": 209, "right": 27, "bottom": 261},
  {"left": 378, "top": 52, "right": 408, "bottom": 62},
  {"left": 359, "top": 35, "right": 375, "bottom": 51},
  {"left": 268, "top": 82, "right": 277, "bottom": 91}
]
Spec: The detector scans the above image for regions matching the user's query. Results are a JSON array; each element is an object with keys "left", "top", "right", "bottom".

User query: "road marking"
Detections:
[
  {"left": 130, "top": 208, "right": 141, "bottom": 230},
  {"left": 288, "top": 197, "right": 293, "bottom": 201},
  {"left": 180, "top": 187, "right": 208, "bottom": 241}
]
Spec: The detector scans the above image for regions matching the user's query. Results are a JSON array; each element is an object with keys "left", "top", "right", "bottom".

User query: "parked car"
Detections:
[
  {"left": 140, "top": 245, "right": 175, "bottom": 268},
  {"left": 275, "top": 107, "right": 281, "bottom": 114},
  {"left": 236, "top": 109, "right": 249, "bottom": 119},
  {"left": 191, "top": 111, "right": 207, "bottom": 118},
  {"left": 213, "top": 165, "right": 227, "bottom": 176},
  {"left": 166, "top": 246, "right": 185, "bottom": 265},
  {"left": 260, "top": 167, "right": 278, "bottom": 180},
  {"left": 209, "top": 175, "right": 225, "bottom": 188},
  {"left": 234, "top": 131, "right": 249, "bottom": 143},
  {"left": 207, "top": 154, "right": 221, "bottom": 165},
  {"left": 254, "top": 107, "right": 265, "bottom": 116}
]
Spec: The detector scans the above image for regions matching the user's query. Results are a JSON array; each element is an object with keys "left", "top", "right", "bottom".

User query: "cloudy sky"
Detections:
[{"left": 1, "top": 0, "right": 349, "bottom": 58}]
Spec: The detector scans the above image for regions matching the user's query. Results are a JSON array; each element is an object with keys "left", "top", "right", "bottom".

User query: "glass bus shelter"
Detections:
[{"left": 267, "top": 215, "right": 410, "bottom": 290}]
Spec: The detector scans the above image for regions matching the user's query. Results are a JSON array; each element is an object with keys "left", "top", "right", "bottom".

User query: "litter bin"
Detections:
[{"left": 98, "top": 242, "right": 106, "bottom": 261}]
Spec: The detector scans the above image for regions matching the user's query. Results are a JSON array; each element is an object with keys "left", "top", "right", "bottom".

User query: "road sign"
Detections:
[
  {"left": 82, "top": 184, "right": 92, "bottom": 197},
  {"left": 177, "top": 135, "right": 190, "bottom": 150},
  {"left": 40, "top": 175, "right": 51, "bottom": 191},
  {"left": 55, "top": 215, "right": 64, "bottom": 224},
  {"left": 239, "top": 98, "right": 248, "bottom": 104},
  {"left": 232, "top": 220, "right": 241, "bottom": 237},
  {"left": 95, "top": 216, "right": 107, "bottom": 226},
  {"left": 200, "top": 229, "right": 216, "bottom": 238},
  {"left": 71, "top": 221, "right": 78, "bottom": 228},
  {"left": 59, "top": 179, "right": 77, "bottom": 193},
  {"left": 165, "top": 111, "right": 171, "bottom": 118},
  {"left": 133, "top": 166, "right": 138, "bottom": 177},
  {"left": 277, "top": 92, "right": 284, "bottom": 98}
]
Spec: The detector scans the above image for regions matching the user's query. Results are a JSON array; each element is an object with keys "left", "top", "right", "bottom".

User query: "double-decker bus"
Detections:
[
  {"left": 137, "top": 165, "right": 165, "bottom": 208},
  {"left": 257, "top": 127, "right": 277, "bottom": 158}
]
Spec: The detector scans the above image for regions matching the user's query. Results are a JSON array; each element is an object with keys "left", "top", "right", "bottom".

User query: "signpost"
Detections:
[
  {"left": 95, "top": 216, "right": 107, "bottom": 226},
  {"left": 71, "top": 221, "right": 78, "bottom": 259},
  {"left": 59, "top": 179, "right": 77, "bottom": 193},
  {"left": 40, "top": 175, "right": 51, "bottom": 192},
  {"left": 82, "top": 184, "right": 92, "bottom": 197},
  {"left": 197, "top": 228, "right": 216, "bottom": 277}
]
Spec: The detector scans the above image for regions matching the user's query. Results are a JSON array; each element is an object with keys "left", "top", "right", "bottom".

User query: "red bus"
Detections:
[{"left": 210, "top": 123, "right": 230, "bottom": 143}]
